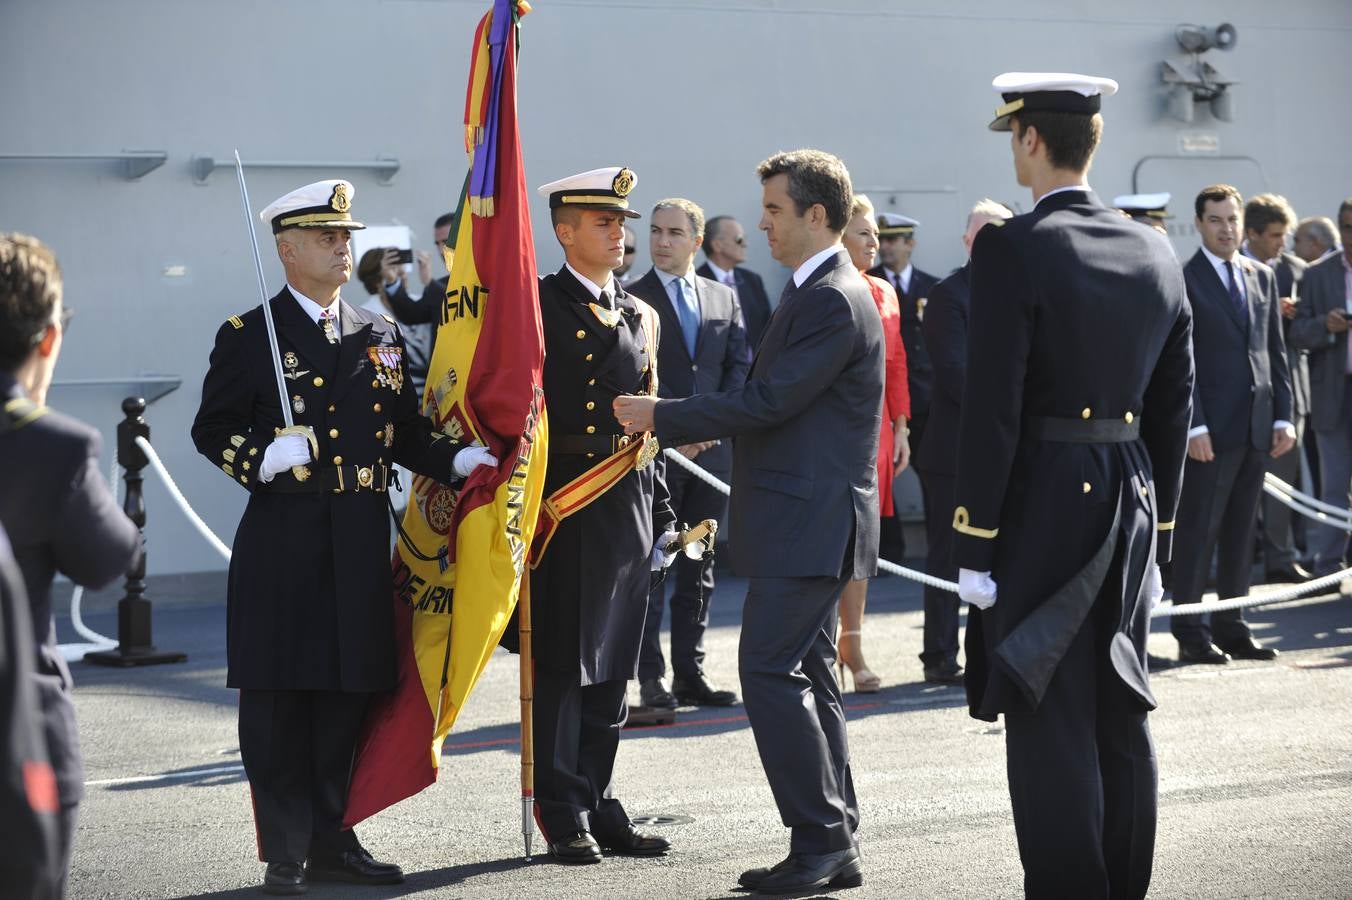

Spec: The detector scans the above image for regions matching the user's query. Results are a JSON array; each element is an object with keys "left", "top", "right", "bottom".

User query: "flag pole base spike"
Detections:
[{"left": 522, "top": 796, "right": 534, "bottom": 861}]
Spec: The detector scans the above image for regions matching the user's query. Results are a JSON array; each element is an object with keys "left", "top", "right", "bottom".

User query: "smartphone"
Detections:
[{"left": 393, "top": 248, "right": 414, "bottom": 265}]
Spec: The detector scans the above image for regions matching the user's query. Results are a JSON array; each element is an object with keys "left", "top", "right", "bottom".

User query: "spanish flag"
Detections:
[{"left": 345, "top": 0, "right": 545, "bottom": 827}]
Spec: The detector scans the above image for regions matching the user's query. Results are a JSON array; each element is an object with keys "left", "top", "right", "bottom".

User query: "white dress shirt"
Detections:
[
  {"left": 793, "top": 244, "right": 845, "bottom": 288},
  {"left": 287, "top": 283, "right": 340, "bottom": 324},
  {"left": 565, "top": 263, "right": 615, "bottom": 302}
]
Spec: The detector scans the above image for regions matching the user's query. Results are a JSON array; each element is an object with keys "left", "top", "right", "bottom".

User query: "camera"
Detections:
[{"left": 393, "top": 247, "right": 414, "bottom": 265}]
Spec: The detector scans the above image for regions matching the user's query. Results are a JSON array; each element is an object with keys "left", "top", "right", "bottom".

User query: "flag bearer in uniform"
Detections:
[
  {"left": 951, "top": 74, "right": 1194, "bottom": 899},
  {"left": 191, "top": 180, "right": 494, "bottom": 895},
  {"left": 522, "top": 166, "right": 678, "bottom": 864}
]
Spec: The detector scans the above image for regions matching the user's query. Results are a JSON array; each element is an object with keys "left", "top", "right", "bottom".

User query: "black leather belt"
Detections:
[
  {"left": 266, "top": 463, "right": 393, "bottom": 493},
  {"left": 1025, "top": 417, "right": 1141, "bottom": 443},
  {"left": 552, "top": 433, "right": 635, "bottom": 456}
]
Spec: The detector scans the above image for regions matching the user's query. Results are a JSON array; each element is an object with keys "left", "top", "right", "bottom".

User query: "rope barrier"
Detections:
[
  {"left": 60, "top": 453, "right": 122, "bottom": 660},
  {"left": 134, "top": 436, "right": 232, "bottom": 562},
  {"left": 660, "top": 447, "right": 1350, "bottom": 617},
  {"left": 1263, "top": 473, "right": 1352, "bottom": 529}
]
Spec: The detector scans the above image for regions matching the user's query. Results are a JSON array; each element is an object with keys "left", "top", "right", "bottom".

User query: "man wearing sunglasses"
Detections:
[{"left": 699, "top": 215, "right": 772, "bottom": 351}]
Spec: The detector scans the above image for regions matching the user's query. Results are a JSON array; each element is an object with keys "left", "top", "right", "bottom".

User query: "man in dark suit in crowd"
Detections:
[
  {"left": 1243, "top": 193, "right": 1311, "bottom": 582},
  {"left": 616, "top": 225, "right": 638, "bottom": 284},
  {"left": 1288, "top": 198, "right": 1352, "bottom": 576},
  {"left": 520, "top": 166, "right": 678, "bottom": 865},
  {"left": 869, "top": 213, "right": 939, "bottom": 560},
  {"left": 0, "top": 522, "right": 60, "bottom": 900},
  {"left": 1170, "top": 184, "right": 1295, "bottom": 665},
  {"left": 192, "top": 181, "right": 491, "bottom": 894},
  {"left": 953, "top": 73, "right": 1193, "bottom": 900},
  {"left": 376, "top": 210, "right": 457, "bottom": 388},
  {"left": 1294, "top": 215, "right": 1341, "bottom": 265},
  {"left": 626, "top": 197, "right": 747, "bottom": 710},
  {"left": 616, "top": 149, "right": 883, "bottom": 894},
  {"left": 698, "top": 215, "right": 772, "bottom": 351},
  {"left": 0, "top": 234, "right": 143, "bottom": 899},
  {"left": 914, "top": 198, "right": 1011, "bottom": 684}
]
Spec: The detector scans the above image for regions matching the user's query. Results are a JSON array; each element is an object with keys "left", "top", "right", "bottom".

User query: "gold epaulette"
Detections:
[
  {"left": 2, "top": 397, "right": 48, "bottom": 432},
  {"left": 227, "top": 315, "right": 244, "bottom": 330}
]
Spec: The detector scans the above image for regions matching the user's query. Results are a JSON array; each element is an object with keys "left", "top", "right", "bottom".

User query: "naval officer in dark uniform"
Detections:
[
  {"left": 191, "top": 181, "right": 492, "bottom": 895},
  {"left": 952, "top": 75, "right": 1194, "bottom": 899},
  {"left": 523, "top": 166, "right": 678, "bottom": 864},
  {"left": 0, "top": 234, "right": 143, "bottom": 899}
]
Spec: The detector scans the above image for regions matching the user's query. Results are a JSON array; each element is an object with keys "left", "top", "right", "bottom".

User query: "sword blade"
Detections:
[{"left": 233, "top": 150, "right": 294, "bottom": 428}]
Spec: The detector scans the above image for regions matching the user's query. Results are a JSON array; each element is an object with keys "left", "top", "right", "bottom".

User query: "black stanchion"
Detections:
[{"left": 85, "top": 397, "right": 187, "bottom": 667}]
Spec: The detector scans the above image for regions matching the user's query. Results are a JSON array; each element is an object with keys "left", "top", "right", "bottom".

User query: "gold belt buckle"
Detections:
[
  {"left": 612, "top": 434, "right": 631, "bottom": 453},
  {"left": 357, "top": 466, "right": 374, "bottom": 490}
]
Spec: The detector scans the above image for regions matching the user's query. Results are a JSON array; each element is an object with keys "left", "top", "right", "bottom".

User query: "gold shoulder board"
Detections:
[{"left": 228, "top": 315, "right": 244, "bottom": 330}]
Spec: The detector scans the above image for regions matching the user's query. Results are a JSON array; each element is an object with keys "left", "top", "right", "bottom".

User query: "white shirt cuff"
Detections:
[{"left": 1187, "top": 425, "right": 1210, "bottom": 439}]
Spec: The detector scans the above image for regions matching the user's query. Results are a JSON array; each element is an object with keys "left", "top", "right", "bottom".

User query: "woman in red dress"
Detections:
[{"left": 836, "top": 194, "right": 911, "bottom": 692}]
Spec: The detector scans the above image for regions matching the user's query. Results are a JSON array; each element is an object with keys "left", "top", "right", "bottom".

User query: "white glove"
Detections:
[
  {"left": 259, "top": 433, "right": 313, "bottom": 483},
  {"left": 651, "top": 529, "right": 680, "bottom": 571},
  {"left": 958, "top": 568, "right": 998, "bottom": 610},
  {"left": 453, "top": 445, "right": 499, "bottom": 478},
  {"left": 1146, "top": 562, "right": 1164, "bottom": 610}
]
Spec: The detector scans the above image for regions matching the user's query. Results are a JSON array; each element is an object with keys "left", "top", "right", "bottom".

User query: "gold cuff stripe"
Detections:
[
  {"left": 277, "top": 211, "right": 354, "bottom": 227},
  {"left": 994, "top": 97, "right": 1025, "bottom": 119},
  {"left": 952, "top": 505, "right": 999, "bottom": 539},
  {"left": 559, "top": 195, "right": 630, "bottom": 208},
  {"left": 1157, "top": 520, "right": 1176, "bottom": 531}
]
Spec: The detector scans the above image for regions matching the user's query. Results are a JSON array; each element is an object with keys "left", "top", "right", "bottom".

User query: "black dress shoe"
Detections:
[
  {"left": 923, "top": 660, "right": 964, "bottom": 685},
  {"left": 549, "top": 830, "right": 603, "bottom": 864},
  {"left": 639, "top": 678, "right": 678, "bottom": 709},
  {"left": 595, "top": 823, "right": 671, "bottom": 856},
  {"left": 1218, "top": 636, "right": 1279, "bottom": 661},
  {"left": 744, "top": 847, "right": 863, "bottom": 894},
  {"left": 672, "top": 673, "right": 738, "bottom": 707},
  {"left": 263, "top": 862, "right": 307, "bottom": 895},
  {"left": 1177, "top": 642, "right": 1230, "bottom": 665},
  {"left": 1266, "top": 563, "right": 1313, "bottom": 583},
  {"left": 306, "top": 848, "right": 404, "bottom": 885}
]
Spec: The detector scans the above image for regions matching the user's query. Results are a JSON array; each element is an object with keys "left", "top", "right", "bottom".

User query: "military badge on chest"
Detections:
[
  {"left": 368, "top": 345, "right": 404, "bottom": 393},
  {"left": 282, "top": 350, "right": 311, "bottom": 382}
]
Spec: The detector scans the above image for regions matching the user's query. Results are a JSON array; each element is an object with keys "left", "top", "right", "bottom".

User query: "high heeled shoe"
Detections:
[{"left": 836, "top": 629, "right": 881, "bottom": 693}]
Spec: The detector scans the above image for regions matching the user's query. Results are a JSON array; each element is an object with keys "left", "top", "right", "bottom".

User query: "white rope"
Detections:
[
  {"left": 1263, "top": 473, "right": 1352, "bottom": 528},
  {"left": 60, "top": 453, "right": 121, "bottom": 660},
  {"left": 134, "top": 436, "right": 232, "bottom": 561},
  {"left": 660, "top": 446, "right": 1347, "bottom": 617}
]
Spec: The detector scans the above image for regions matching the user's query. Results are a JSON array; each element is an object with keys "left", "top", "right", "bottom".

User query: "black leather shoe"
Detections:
[
  {"left": 1177, "top": 642, "right": 1230, "bottom": 665},
  {"left": 306, "top": 848, "right": 404, "bottom": 885},
  {"left": 595, "top": 823, "right": 671, "bottom": 856},
  {"left": 548, "top": 830, "right": 603, "bottom": 864},
  {"left": 1266, "top": 563, "right": 1312, "bottom": 583},
  {"left": 1218, "top": 636, "right": 1279, "bottom": 661},
  {"left": 672, "top": 673, "right": 738, "bottom": 707},
  {"left": 263, "top": 862, "right": 307, "bottom": 895},
  {"left": 639, "top": 678, "right": 678, "bottom": 709},
  {"left": 923, "top": 660, "right": 964, "bottom": 685},
  {"left": 744, "top": 847, "right": 863, "bottom": 894}
]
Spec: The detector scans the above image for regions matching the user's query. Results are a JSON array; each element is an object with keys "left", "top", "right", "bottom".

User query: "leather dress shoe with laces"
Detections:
[
  {"left": 923, "top": 659, "right": 964, "bottom": 685},
  {"left": 740, "top": 847, "right": 863, "bottom": 894},
  {"left": 549, "top": 830, "right": 603, "bottom": 864},
  {"left": 262, "top": 862, "right": 307, "bottom": 895},
  {"left": 639, "top": 678, "right": 678, "bottom": 709},
  {"left": 1177, "top": 641, "right": 1229, "bottom": 665},
  {"left": 1265, "top": 563, "right": 1312, "bottom": 583},
  {"left": 306, "top": 847, "right": 404, "bottom": 885},
  {"left": 1218, "top": 636, "right": 1279, "bottom": 661},
  {"left": 595, "top": 823, "right": 671, "bottom": 856},
  {"left": 672, "top": 673, "right": 738, "bottom": 707}
]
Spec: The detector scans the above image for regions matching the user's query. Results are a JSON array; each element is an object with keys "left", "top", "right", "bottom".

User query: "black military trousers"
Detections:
[
  {"left": 1169, "top": 446, "right": 1265, "bottom": 647},
  {"left": 1003, "top": 595, "right": 1157, "bottom": 900},
  {"left": 917, "top": 468, "right": 961, "bottom": 667},
  {"left": 740, "top": 572, "right": 858, "bottom": 854},
  {"left": 638, "top": 462, "right": 726, "bottom": 682},
  {"left": 532, "top": 665, "right": 629, "bottom": 843},
  {"left": 237, "top": 689, "right": 369, "bottom": 863}
]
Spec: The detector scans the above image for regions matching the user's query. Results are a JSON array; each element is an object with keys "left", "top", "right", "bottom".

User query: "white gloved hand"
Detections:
[
  {"left": 453, "top": 445, "right": 499, "bottom": 478},
  {"left": 1146, "top": 562, "right": 1164, "bottom": 610},
  {"left": 259, "top": 433, "right": 313, "bottom": 483},
  {"left": 651, "top": 528, "right": 680, "bottom": 571},
  {"left": 958, "top": 568, "right": 998, "bottom": 610}
]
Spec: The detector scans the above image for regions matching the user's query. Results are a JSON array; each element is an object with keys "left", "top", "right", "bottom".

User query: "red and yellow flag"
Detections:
[{"left": 345, "top": 0, "right": 545, "bottom": 827}]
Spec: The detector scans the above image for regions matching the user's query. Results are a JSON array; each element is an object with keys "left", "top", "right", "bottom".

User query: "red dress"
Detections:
[{"left": 863, "top": 272, "right": 910, "bottom": 516}]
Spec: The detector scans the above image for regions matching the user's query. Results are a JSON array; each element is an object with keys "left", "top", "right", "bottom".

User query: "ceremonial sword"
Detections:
[{"left": 232, "top": 150, "right": 318, "bottom": 478}]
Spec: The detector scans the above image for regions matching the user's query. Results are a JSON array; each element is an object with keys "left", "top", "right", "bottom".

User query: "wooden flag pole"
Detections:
[{"left": 518, "top": 573, "right": 535, "bottom": 861}]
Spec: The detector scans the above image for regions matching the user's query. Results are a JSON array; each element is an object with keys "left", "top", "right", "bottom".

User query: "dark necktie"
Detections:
[{"left": 1225, "top": 261, "right": 1244, "bottom": 318}]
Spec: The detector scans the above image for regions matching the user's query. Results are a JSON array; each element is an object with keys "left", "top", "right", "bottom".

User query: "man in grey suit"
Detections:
[
  {"left": 626, "top": 197, "right": 747, "bottom": 710},
  {"left": 614, "top": 149, "right": 883, "bottom": 895},
  {"left": 1288, "top": 197, "right": 1352, "bottom": 575},
  {"left": 1170, "top": 184, "right": 1295, "bottom": 664}
]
